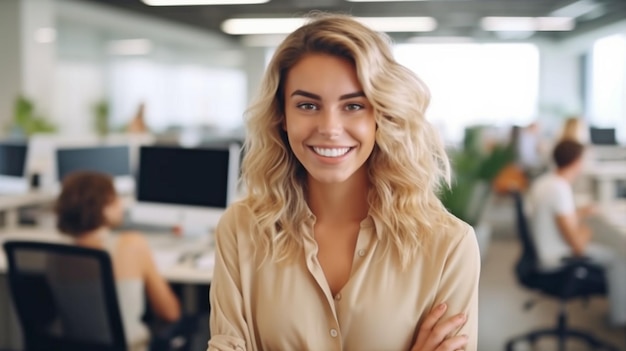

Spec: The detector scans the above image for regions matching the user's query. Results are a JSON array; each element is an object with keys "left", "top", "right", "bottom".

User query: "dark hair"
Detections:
[
  {"left": 553, "top": 140, "right": 584, "bottom": 169},
  {"left": 55, "top": 171, "right": 116, "bottom": 237}
]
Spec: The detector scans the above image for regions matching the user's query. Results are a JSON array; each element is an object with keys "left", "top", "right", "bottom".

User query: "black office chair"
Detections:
[
  {"left": 505, "top": 192, "right": 620, "bottom": 351},
  {"left": 3, "top": 241, "right": 196, "bottom": 351}
]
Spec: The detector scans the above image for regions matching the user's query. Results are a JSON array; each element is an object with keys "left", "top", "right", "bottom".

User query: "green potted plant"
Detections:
[
  {"left": 10, "top": 95, "right": 57, "bottom": 137},
  {"left": 439, "top": 126, "right": 516, "bottom": 258},
  {"left": 92, "top": 100, "right": 110, "bottom": 137}
]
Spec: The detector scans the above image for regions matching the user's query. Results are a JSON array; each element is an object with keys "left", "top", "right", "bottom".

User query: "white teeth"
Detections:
[{"left": 312, "top": 147, "right": 351, "bottom": 158}]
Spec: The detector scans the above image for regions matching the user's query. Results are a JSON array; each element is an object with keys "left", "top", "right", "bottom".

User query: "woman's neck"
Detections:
[
  {"left": 307, "top": 169, "right": 369, "bottom": 224},
  {"left": 73, "top": 227, "right": 110, "bottom": 248}
]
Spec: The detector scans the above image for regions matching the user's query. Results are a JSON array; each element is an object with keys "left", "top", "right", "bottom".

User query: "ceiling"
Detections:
[{"left": 74, "top": 0, "right": 626, "bottom": 43}]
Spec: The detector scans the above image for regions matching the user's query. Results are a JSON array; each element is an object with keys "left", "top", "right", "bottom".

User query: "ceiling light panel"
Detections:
[
  {"left": 481, "top": 17, "right": 575, "bottom": 32},
  {"left": 142, "top": 0, "right": 269, "bottom": 5},
  {"left": 222, "top": 17, "right": 437, "bottom": 35}
]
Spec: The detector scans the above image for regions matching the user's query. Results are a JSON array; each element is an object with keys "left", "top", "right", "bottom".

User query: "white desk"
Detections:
[
  {"left": 0, "top": 228, "right": 214, "bottom": 284},
  {"left": 0, "top": 192, "right": 57, "bottom": 229},
  {"left": 584, "top": 162, "right": 626, "bottom": 205},
  {"left": 587, "top": 201, "right": 626, "bottom": 258}
]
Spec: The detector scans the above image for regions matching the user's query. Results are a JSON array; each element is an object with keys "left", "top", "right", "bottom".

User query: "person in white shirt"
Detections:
[{"left": 528, "top": 140, "right": 626, "bottom": 326}]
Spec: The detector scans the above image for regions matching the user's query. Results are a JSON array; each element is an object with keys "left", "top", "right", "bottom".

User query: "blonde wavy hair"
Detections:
[
  {"left": 242, "top": 14, "right": 455, "bottom": 268},
  {"left": 559, "top": 116, "right": 588, "bottom": 144}
]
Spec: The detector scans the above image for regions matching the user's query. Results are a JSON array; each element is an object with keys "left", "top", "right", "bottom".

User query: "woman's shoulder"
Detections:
[
  {"left": 214, "top": 200, "right": 258, "bottom": 239},
  {"left": 425, "top": 212, "right": 476, "bottom": 253},
  {"left": 219, "top": 200, "right": 256, "bottom": 226},
  {"left": 114, "top": 231, "right": 151, "bottom": 256}
]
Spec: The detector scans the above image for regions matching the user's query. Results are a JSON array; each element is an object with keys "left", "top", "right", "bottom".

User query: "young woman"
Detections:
[
  {"left": 559, "top": 116, "right": 588, "bottom": 144},
  {"left": 208, "top": 14, "right": 480, "bottom": 351},
  {"left": 55, "top": 171, "right": 181, "bottom": 351}
]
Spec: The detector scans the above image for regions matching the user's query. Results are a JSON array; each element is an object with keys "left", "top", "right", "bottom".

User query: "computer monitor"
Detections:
[
  {"left": 590, "top": 127, "right": 617, "bottom": 145},
  {"left": 0, "top": 142, "right": 29, "bottom": 194},
  {"left": 56, "top": 145, "right": 134, "bottom": 194},
  {"left": 130, "top": 144, "right": 241, "bottom": 232}
]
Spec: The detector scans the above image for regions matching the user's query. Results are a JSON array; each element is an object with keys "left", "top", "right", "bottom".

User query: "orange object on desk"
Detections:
[{"left": 493, "top": 164, "right": 528, "bottom": 195}]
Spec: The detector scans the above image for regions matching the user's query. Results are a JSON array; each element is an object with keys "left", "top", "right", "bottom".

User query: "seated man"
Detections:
[{"left": 528, "top": 140, "right": 626, "bottom": 326}]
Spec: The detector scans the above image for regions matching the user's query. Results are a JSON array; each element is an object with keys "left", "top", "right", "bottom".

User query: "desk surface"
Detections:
[
  {"left": 0, "top": 191, "right": 56, "bottom": 209},
  {"left": 0, "top": 228, "right": 214, "bottom": 284},
  {"left": 588, "top": 201, "right": 626, "bottom": 258},
  {"left": 584, "top": 161, "right": 626, "bottom": 178}
]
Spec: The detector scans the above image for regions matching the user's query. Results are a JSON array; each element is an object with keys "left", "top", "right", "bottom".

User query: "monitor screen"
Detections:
[
  {"left": 590, "top": 127, "right": 617, "bottom": 145},
  {"left": 0, "top": 143, "right": 28, "bottom": 177},
  {"left": 56, "top": 145, "right": 131, "bottom": 181},
  {"left": 136, "top": 146, "right": 232, "bottom": 208}
]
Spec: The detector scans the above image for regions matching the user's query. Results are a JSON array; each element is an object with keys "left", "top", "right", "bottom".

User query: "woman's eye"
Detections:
[
  {"left": 345, "top": 103, "right": 364, "bottom": 111},
  {"left": 297, "top": 103, "right": 317, "bottom": 111}
]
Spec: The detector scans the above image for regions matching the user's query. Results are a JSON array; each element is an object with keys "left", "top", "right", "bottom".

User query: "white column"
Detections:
[
  {"left": 0, "top": 1, "right": 23, "bottom": 129},
  {"left": 0, "top": 0, "right": 56, "bottom": 132}
]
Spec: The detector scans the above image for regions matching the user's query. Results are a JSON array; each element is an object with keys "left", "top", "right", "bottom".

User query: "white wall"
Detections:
[
  {"left": 56, "top": 0, "right": 234, "bottom": 52},
  {"left": 54, "top": 60, "right": 104, "bottom": 135},
  {"left": 531, "top": 20, "right": 626, "bottom": 137},
  {"left": 535, "top": 39, "right": 582, "bottom": 134},
  {"left": 242, "top": 46, "right": 269, "bottom": 106},
  {"left": 53, "top": 0, "right": 247, "bottom": 136}
]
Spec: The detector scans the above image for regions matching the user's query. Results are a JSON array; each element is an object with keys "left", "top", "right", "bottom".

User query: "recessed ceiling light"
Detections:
[
  {"left": 222, "top": 16, "right": 437, "bottom": 35},
  {"left": 481, "top": 17, "right": 574, "bottom": 32},
  {"left": 142, "top": 0, "right": 269, "bottom": 5}
]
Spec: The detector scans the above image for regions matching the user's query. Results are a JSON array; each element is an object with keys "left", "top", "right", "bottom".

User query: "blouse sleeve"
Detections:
[
  {"left": 207, "top": 206, "right": 250, "bottom": 351},
  {"left": 434, "top": 225, "right": 481, "bottom": 351}
]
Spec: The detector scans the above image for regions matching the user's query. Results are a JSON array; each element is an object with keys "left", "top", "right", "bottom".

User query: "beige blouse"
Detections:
[{"left": 208, "top": 202, "right": 480, "bottom": 351}]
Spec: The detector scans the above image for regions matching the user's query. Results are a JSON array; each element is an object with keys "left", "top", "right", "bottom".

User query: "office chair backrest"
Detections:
[
  {"left": 3, "top": 241, "right": 127, "bottom": 351},
  {"left": 511, "top": 192, "right": 539, "bottom": 284}
]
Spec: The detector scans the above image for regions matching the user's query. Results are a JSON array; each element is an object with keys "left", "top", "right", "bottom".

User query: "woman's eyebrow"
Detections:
[
  {"left": 290, "top": 90, "right": 321, "bottom": 100},
  {"left": 290, "top": 90, "right": 365, "bottom": 101},
  {"left": 339, "top": 91, "right": 365, "bottom": 100}
]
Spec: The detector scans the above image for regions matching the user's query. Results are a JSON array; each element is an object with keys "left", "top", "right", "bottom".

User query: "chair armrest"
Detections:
[
  {"left": 555, "top": 257, "right": 606, "bottom": 297},
  {"left": 560, "top": 255, "right": 591, "bottom": 264},
  {"left": 149, "top": 315, "right": 201, "bottom": 351}
]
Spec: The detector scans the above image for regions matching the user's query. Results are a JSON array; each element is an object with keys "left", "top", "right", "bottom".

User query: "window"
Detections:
[
  {"left": 586, "top": 34, "right": 626, "bottom": 143},
  {"left": 109, "top": 59, "right": 246, "bottom": 132},
  {"left": 394, "top": 43, "right": 540, "bottom": 143}
]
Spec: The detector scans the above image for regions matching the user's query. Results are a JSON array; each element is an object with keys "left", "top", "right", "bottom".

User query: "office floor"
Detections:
[{"left": 479, "top": 234, "right": 626, "bottom": 351}]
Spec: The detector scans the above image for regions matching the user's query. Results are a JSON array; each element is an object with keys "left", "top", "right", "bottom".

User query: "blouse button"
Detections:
[
  {"left": 330, "top": 328, "right": 338, "bottom": 338},
  {"left": 358, "top": 249, "right": 366, "bottom": 257},
  {"left": 335, "top": 293, "right": 342, "bottom": 301}
]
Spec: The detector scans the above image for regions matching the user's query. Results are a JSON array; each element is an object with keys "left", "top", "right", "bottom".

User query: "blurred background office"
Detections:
[{"left": 0, "top": 0, "right": 625, "bottom": 350}]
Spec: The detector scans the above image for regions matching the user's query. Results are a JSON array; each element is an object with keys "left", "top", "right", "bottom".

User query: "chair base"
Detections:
[{"left": 505, "top": 327, "right": 620, "bottom": 351}]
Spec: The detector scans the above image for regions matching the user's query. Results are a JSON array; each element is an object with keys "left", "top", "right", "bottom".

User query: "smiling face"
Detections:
[{"left": 283, "top": 53, "right": 376, "bottom": 185}]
